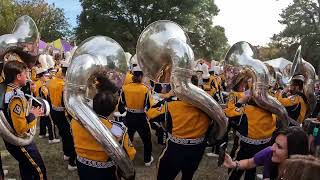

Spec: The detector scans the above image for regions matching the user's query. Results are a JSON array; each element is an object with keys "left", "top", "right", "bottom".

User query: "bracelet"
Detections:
[{"left": 235, "top": 161, "right": 240, "bottom": 170}]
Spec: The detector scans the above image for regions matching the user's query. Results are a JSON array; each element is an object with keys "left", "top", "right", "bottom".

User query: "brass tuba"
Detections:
[
  {"left": 290, "top": 46, "right": 316, "bottom": 116},
  {"left": 64, "top": 36, "right": 134, "bottom": 178},
  {"left": 0, "top": 15, "right": 39, "bottom": 146},
  {"left": 136, "top": 20, "right": 228, "bottom": 139},
  {"left": 224, "top": 41, "right": 294, "bottom": 127}
]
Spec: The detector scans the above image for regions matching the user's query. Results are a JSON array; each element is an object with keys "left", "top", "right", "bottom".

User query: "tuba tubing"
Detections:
[
  {"left": 290, "top": 46, "right": 316, "bottom": 116},
  {"left": 0, "top": 15, "right": 39, "bottom": 146},
  {"left": 137, "top": 21, "right": 228, "bottom": 139},
  {"left": 64, "top": 36, "right": 134, "bottom": 178},
  {"left": 225, "top": 41, "right": 295, "bottom": 127},
  {"left": 0, "top": 111, "right": 35, "bottom": 146}
]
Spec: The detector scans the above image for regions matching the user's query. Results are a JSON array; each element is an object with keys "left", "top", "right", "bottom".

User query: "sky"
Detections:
[
  {"left": 46, "top": 0, "right": 81, "bottom": 27},
  {"left": 47, "top": 0, "right": 293, "bottom": 46},
  {"left": 214, "top": 0, "right": 293, "bottom": 46}
]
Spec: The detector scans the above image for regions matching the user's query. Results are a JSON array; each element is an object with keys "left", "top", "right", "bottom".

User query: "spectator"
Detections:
[{"left": 224, "top": 127, "right": 309, "bottom": 180}]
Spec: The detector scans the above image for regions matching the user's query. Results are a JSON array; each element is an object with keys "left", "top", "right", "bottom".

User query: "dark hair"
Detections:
[
  {"left": 291, "top": 79, "right": 304, "bottom": 91},
  {"left": 132, "top": 71, "right": 143, "bottom": 83},
  {"left": 1, "top": 49, "right": 38, "bottom": 69},
  {"left": 154, "top": 83, "right": 162, "bottom": 93},
  {"left": 61, "top": 67, "right": 68, "bottom": 76},
  {"left": 93, "top": 90, "right": 118, "bottom": 117},
  {"left": 275, "top": 126, "right": 309, "bottom": 157},
  {"left": 191, "top": 75, "right": 198, "bottom": 86},
  {"left": 270, "top": 126, "right": 309, "bottom": 179},
  {"left": 278, "top": 155, "right": 320, "bottom": 180},
  {"left": 233, "top": 78, "right": 248, "bottom": 91},
  {"left": 94, "top": 72, "right": 119, "bottom": 93},
  {"left": 3, "top": 61, "right": 27, "bottom": 84}
]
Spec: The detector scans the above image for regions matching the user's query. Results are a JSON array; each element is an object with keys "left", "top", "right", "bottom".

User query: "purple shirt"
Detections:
[{"left": 254, "top": 146, "right": 273, "bottom": 178}]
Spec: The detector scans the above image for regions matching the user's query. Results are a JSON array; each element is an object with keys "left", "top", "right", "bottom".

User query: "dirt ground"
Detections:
[{"left": 0, "top": 126, "right": 230, "bottom": 180}]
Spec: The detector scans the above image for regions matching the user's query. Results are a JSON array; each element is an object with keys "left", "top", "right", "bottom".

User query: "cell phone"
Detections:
[{"left": 218, "top": 142, "right": 227, "bottom": 167}]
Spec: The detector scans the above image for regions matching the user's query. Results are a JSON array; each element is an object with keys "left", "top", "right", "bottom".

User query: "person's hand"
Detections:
[
  {"left": 223, "top": 153, "right": 236, "bottom": 169},
  {"left": 30, "top": 106, "right": 44, "bottom": 117}
]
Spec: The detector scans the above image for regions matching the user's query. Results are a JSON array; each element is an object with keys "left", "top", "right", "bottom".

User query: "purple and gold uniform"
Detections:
[
  {"left": 118, "top": 82, "right": 153, "bottom": 163},
  {"left": 225, "top": 91, "right": 276, "bottom": 180},
  {"left": 47, "top": 75, "right": 76, "bottom": 167},
  {"left": 71, "top": 116, "right": 136, "bottom": 179},
  {"left": 124, "top": 72, "right": 133, "bottom": 85},
  {"left": 277, "top": 92, "right": 307, "bottom": 124},
  {"left": 3, "top": 83, "right": 47, "bottom": 180},
  {"left": 147, "top": 96, "right": 210, "bottom": 180}
]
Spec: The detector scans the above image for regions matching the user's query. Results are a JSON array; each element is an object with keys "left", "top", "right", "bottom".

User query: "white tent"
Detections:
[{"left": 264, "top": 58, "right": 292, "bottom": 72}]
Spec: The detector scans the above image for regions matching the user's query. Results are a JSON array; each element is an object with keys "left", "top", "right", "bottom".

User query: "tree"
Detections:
[
  {"left": 256, "top": 45, "right": 282, "bottom": 61},
  {"left": 0, "top": 0, "right": 16, "bottom": 34},
  {"left": 15, "top": 0, "right": 71, "bottom": 42},
  {"left": 76, "top": 0, "right": 228, "bottom": 61},
  {"left": 273, "top": 0, "right": 320, "bottom": 71},
  {"left": 0, "top": 0, "right": 71, "bottom": 42}
]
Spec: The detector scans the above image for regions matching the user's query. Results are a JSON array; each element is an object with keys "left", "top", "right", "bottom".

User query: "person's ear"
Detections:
[{"left": 16, "top": 73, "right": 21, "bottom": 80}]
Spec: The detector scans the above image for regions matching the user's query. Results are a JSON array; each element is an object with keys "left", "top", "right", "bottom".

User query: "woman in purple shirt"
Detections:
[{"left": 224, "top": 127, "right": 309, "bottom": 180}]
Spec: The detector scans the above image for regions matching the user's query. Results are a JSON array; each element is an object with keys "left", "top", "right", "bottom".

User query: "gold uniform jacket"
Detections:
[
  {"left": 4, "top": 84, "right": 36, "bottom": 135},
  {"left": 224, "top": 92, "right": 276, "bottom": 140},
  {"left": 118, "top": 83, "right": 153, "bottom": 113},
  {"left": 71, "top": 116, "right": 136, "bottom": 162},
  {"left": 34, "top": 80, "right": 49, "bottom": 99},
  {"left": 202, "top": 76, "right": 220, "bottom": 96},
  {"left": 147, "top": 97, "right": 210, "bottom": 139},
  {"left": 277, "top": 92, "right": 307, "bottom": 123},
  {"left": 47, "top": 77, "right": 64, "bottom": 110},
  {"left": 31, "top": 67, "right": 38, "bottom": 81},
  {"left": 123, "top": 72, "right": 133, "bottom": 85}
]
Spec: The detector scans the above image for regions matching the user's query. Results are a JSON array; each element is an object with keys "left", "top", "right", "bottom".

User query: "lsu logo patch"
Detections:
[{"left": 13, "top": 104, "right": 22, "bottom": 115}]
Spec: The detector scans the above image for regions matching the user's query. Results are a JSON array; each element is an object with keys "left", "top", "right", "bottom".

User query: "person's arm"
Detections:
[
  {"left": 277, "top": 94, "right": 299, "bottom": 107},
  {"left": 9, "top": 97, "right": 42, "bottom": 135},
  {"left": 144, "top": 90, "right": 154, "bottom": 111},
  {"left": 146, "top": 101, "right": 166, "bottom": 121},
  {"left": 223, "top": 153, "right": 256, "bottom": 170},
  {"left": 224, "top": 93, "right": 242, "bottom": 117}
]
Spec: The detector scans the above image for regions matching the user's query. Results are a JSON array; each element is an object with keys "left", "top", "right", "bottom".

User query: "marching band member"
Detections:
[
  {"left": 147, "top": 75, "right": 210, "bottom": 180},
  {"left": 35, "top": 67, "right": 59, "bottom": 144},
  {"left": 277, "top": 74, "right": 307, "bottom": 124},
  {"left": 209, "top": 67, "right": 223, "bottom": 101},
  {"left": 207, "top": 74, "right": 246, "bottom": 158},
  {"left": 31, "top": 66, "right": 38, "bottom": 82},
  {"left": 2, "top": 61, "right": 47, "bottom": 180},
  {"left": 225, "top": 73, "right": 276, "bottom": 180},
  {"left": 202, "top": 66, "right": 215, "bottom": 96},
  {"left": 47, "top": 61, "right": 77, "bottom": 170},
  {"left": 118, "top": 65, "right": 154, "bottom": 166},
  {"left": 71, "top": 74, "right": 136, "bottom": 180},
  {"left": 124, "top": 55, "right": 137, "bottom": 85}
]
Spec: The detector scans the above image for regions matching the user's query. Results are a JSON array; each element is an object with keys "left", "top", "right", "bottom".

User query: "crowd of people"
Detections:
[{"left": 1, "top": 38, "right": 320, "bottom": 180}]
